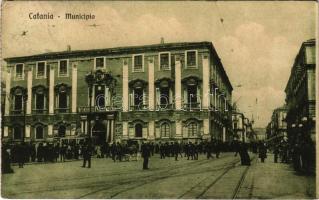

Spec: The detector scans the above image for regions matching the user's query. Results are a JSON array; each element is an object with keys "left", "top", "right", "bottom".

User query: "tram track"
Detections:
[
  {"left": 78, "top": 156, "right": 233, "bottom": 198},
  {"left": 6, "top": 156, "right": 230, "bottom": 197},
  {"left": 178, "top": 156, "right": 255, "bottom": 199}
]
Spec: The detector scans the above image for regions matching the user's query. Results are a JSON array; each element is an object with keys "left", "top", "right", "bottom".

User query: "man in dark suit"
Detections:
[
  {"left": 82, "top": 140, "right": 92, "bottom": 168},
  {"left": 141, "top": 142, "right": 150, "bottom": 170}
]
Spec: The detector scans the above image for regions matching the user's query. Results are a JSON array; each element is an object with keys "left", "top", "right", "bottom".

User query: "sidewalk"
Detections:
[{"left": 237, "top": 153, "right": 316, "bottom": 199}]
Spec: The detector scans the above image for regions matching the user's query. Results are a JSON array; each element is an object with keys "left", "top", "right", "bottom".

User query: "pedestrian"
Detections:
[
  {"left": 111, "top": 142, "right": 117, "bottom": 162},
  {"left": 258, "top": 142, "right": 267, "bottom": 163},
  {"left": 235, "top": 142, "right": 250, "bottom": 166},
  {"left": 30, "top": 143, "right": 36, "bottom": 162},
  {"left": 173, "top": 141, "right": 180, "bottom": 161},
  {"left": 206, "top": 141, "right": 213, "bottom": 159},
  {"left": 116, "top": 142, "right": 123, "bottom": 162},
  {"left": 159, "top": 142, "right": 165, "bottom": 159},
  {"left": 60, "top": 144, "right": 66, "bottom": 162},
  {"left": 141, "top": 142, "right": 150, "bottom": 170},
  {"left": 2, "top": 145, "right": 14, "bottom": 174},
  {"left": 82, "top": 141, "right": 92, "bottom": 168},
  {"left": 16, "top": 142, "right": 25, "bottom": 168}
]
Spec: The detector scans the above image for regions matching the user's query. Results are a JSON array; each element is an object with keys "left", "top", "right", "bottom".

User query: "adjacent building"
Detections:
[
  {"left": 3, "top": 41, "right": 233, "bottom": 145},
  {"left": 284, "top": 39, "right": 316, "bottom": 145}
]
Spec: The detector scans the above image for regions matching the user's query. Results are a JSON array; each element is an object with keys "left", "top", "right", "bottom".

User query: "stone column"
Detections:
[
  {"left": 49, "top": 65, "right": 55, "bottom": 114},
  {"left": 5, "top": 69, "right": 11, "bottom": 116},
  {"left": 71, "top": 63, "right": 77, "bottom": 113},
  {"left": 203, "top": 118, "right": 210, "bottom": 139},
  {"left": 175, "top": 120, "right": 182, "bottom": 138},
  {"left": 122, "top": 59, "right": 129, "bottom": 112},
  {"left": 148, "top": 57, "right": 155, "bottom": 110},
  {"left": 26, "top": 68, "right": 33, "bottom": 115},
  {"left": 222, "top": 127, "right": 226, "bottom": 142},
  {"left": 25, "top": 125, "right": 31, "bottom": 138},
  {"left": 48, "top": 124, "right": 53, "bottom": 136},
  {"left": 175, "top": 55, "right": 182, "bottom": 110},
  {"left": 148, "top": 121, "right": 155, "bottom": 139},
  {"left": 4, "top": 126, "right": 8, "bottom": 137},
  {"left": 202, "top": 55, "right": 210, "bottom": 109},
  {"left": 122, "top": 121, "right": 128, "bottom": 140}
]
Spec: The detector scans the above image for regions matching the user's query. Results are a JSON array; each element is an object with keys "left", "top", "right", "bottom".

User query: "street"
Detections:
[{"left": 2, "top": 153, "right": 315, "bottom": 199}]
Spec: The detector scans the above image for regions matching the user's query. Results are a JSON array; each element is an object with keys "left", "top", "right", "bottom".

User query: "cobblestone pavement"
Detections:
[{"left": 1, "top": 153, "right": 316, "bottom": 199}]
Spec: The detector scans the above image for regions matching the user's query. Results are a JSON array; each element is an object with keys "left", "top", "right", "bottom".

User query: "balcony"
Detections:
[
  {"left": 156, "top": 103, "right": 175, "bottom": 110},
  {"left": 10, "top": 109, "right": 23, "bottom": 115},
  {"left": 183, "top": 103, "right": 201, "bottom": 110},
  {"left": 78, "top": 106, "right": 118, "bottom": 113},
  {"left": 55, "top": 108, "right": 70, "bottom": 114},
  {"left": 130, "top": 104, "right": 148, "bottom": 111},
  {"left": 32, "top": 109, "right": 48, "bottom": 114}
]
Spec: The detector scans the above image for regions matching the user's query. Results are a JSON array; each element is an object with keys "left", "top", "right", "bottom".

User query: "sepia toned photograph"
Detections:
[{"left": 0, "top": 1, "right": 317, "bottom": 199}]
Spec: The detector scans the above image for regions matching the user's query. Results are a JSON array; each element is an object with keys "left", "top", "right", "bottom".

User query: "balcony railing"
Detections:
[
  {"left": 10, "top": 109, "right": 23, "bottom": 115},
  {"left": 78, "top": 106, "right": 117, "bottom": 113},
  {"left": 32, "top": 109, "right": 48, "bottom": 114},
  {"left": 183, "top": 103, "right": 201, "bottom": 110},
  {"left": 55, "top": 108, "right": 70, "bottom": 113},
  {"left": 156, "top": 103, "right": 175, "bottom": 110},
  {"left": 130, "top": 104, "right": 148, "bottom": 111}
]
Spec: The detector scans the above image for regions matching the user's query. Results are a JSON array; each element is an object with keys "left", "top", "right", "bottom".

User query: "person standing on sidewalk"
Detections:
[{"left": 141, "top": 142, "right": 150, "bottom": 170}]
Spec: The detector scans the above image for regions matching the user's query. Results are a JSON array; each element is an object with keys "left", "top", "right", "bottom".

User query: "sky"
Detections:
[{"left": 1, "top": 1, "right": 317, "bottom": 128}]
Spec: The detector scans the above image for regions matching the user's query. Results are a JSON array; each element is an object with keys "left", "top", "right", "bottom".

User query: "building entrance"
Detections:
[{"left": 92, "top": 122, "right": 107, "bottom": 145}]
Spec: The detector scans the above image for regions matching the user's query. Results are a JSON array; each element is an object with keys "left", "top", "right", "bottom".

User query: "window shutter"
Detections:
[
  {"left": 183, "top": 89, "right": 187, "bottom": 104},
  {"left": 156, "top": 88, "right": 160, "bottom": 107}
]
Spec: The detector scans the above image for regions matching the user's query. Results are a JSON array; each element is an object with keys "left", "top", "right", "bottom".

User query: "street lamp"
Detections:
[
  {"left": 22, "top": 88, "right": 28, "bottom": 142},
  {"left": 85, "top": 72, "right": 95, "bottom": 139}
]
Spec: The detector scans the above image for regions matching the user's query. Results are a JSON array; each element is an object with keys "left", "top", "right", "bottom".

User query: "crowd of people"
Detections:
[
  {"left": 1, "top": 139, "right": 269, "bottom": 173},
  {"left": 271, "top": 138, "right": 315, "bottom": 174}
]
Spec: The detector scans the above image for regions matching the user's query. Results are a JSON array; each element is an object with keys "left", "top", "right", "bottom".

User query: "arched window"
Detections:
[
  {"left": 36, "top": 126, "right": 44, "bottom": 139},
  {"left": 135, "top": 123, "right": 143, "bottom": 138},
  {"left": 13, "top": 126, "right": 22, "bottom": 140},
  {"left": 160, "top": 122, "right": 170, "bottom": 138},
  {"left": 58, "top": 125, "right": 66, "bottom": 137},
  {"left": 188, "top": 122, "right": 198, "bottom": 137}
]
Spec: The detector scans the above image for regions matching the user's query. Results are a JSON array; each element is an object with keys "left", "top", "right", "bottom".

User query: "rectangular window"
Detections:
[
  {"left": 134, "top": 88, "right": 143, "bottom": 106},
  {"left": 36, "top": 62, "right": 46, "bottom": 78},
  {"left": 133, "top": 55, "right": 143, "bottom": 72},
  {"left": 59, "top": 60, "right": 68, "bottom": 76},
  {"left": 15, "top": 64, "right": 24, "bottom": 79},
  {"left": 36, "top": 93, "right": 45, "bottom": 110},
  {"left": 95, "top": 57, "right": 105, "bottom": 69},
  {"left": 186, "top": 50, "right": 197, "bottom": 68},
  {"left": 14, "top": 95, "right": 23, "bottom": 110},
  {"left": 59, "top": 92, "right": 68, "bottom": 109},
  {"left": 160, "top": 53, "right": 170, "bottom": 70}
]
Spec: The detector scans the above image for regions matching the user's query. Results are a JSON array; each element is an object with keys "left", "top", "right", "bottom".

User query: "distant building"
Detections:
[
  {"left": 3, "top": 41, "right": 233, "bottom": 145},
  {"left": 284, "top": 39, "right": 316, "bottom": 144},
  {"left": 266, "top": 105, "right": 287, "bottom": 145},
  {"left": 254, "top": 128, "right": 266, "bottom": 141}
]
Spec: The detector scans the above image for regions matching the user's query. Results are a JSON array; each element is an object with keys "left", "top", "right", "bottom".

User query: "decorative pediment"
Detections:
[
  {"left": 85, "top": 70, "right": 116, "bottom": 86},
  {"left": 155, "top": 78, "right": 174, "bottom": 88},
  {"left": 54, "top": 83, "right": 71, "bottom": 93},
  {"left": 129, "top": 79, "right": 148, "bottom": 89},
  {"left": 182, "top": 76, "right": 201, "bottom": 86},
  {"left": 10, "top": 86, "right": 26, "bottom": 95},
  {"left": 32, "top": 85, "right": 48, "bottom": 94}
]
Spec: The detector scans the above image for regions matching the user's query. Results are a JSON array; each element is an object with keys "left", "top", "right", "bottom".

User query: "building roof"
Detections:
[{"left": 4, "top": 41, "right": 233, "bottom": 91}]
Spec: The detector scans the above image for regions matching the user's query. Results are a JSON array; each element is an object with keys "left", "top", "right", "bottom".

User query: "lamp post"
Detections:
[
  {"left": 22, "top": 88, "right": 28, "bottom": 142},
  {"left": 85, "top": 72, "right": 95, "bottom": 139}
]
